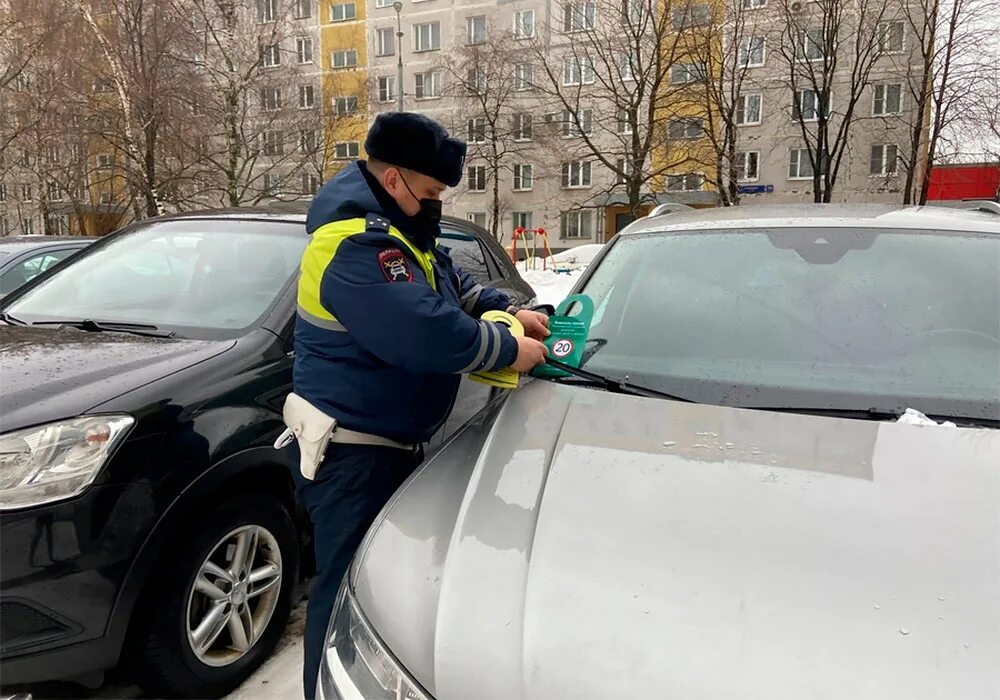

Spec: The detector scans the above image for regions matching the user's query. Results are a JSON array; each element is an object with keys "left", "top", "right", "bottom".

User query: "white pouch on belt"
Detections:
[{"left": 276, "top": 392, "right": 336, "bottom": 480}]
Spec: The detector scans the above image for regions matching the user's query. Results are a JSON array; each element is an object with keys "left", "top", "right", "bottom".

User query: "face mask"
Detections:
[{"left": 400, "top": 174, "right": 443, "bottom": 232}]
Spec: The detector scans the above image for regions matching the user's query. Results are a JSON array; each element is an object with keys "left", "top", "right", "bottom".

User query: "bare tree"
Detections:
[
  {"left": 776, "top": 0, "right": 894, "bottom": 202},
  {"left": 896, "top": 0, "right": 999, "bottom": 204},
  {"left": 439, "top": 25, "right": 546, "bottom": 240},
  {"left": 526, "top": 0, "right": 707, "bottom": 220},
  {"left": 174, "top": 0, "right": 353, "bottom": 208},
  {"left": 74, "top": 0, "right": 199, "bottom": 218},
  {"left": 683, "top": 0, "right": 766, "bottom": 205}
]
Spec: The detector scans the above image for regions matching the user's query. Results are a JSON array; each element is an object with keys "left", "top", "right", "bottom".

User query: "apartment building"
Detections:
[{"left": 0, "top": 0, "right": 923, "bottom": 242}]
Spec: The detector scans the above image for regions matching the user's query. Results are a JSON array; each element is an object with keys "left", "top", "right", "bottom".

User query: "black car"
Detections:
[
  {"left": 0, "top": 236, "right": 96, "bottom": 300},
  {"left": 0, "top": 210, "right": 534, "bottom": 697}
]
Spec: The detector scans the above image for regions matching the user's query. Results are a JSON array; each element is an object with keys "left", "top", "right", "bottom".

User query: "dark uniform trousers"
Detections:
[{"left": 288, "top": 441, "right": 423, "bottom": 699}]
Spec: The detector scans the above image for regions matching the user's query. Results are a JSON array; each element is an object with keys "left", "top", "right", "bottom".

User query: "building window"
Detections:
[
  {"left": 736, "top": 151, "right": 760, "bottom": 181},
  {"left": 301, "top": 172, "right": 320, "bottom": 194},
  {"left": 798, "top": 28, "right": 828, "bottom": 61},
  {"left": 563, "top": 2, "right": 597, "bottom": 32},
  {"left": 263, "top": 172, "right": 284, "bottom": 196},
  {"left": 334, "top": 142, "right": 360, "bottom": 159},
  {"left": 468, "top": 165, "right": 487, "bottom": 191},
  {"left": 300, "top": 129, "right": 317, "bottom": 152},
  {"left": 870, "top": 144, "right": 898, "bottom": 175},
  {"left": 22, "top": 217, "right": 35, "bottom": 235},
  {"left": 299, "top": 84, "right": 315, "bottom": 108},
  {"left": 559, "top": 109, "right": 593, "bottom": 137},
  {"left": 296, "top": 37, "right": 314, "bottom": 63},
  {"left": 671, "top": 3, "right": 711, "bottom": 29},
  {"left": 788, "top": 148, "right": 826, "bottom": 179},
  {"left": 46, "top": 182, "right": 62, "bottom": 201},
  {"left": 257, "top": 0, "right": 276, "bottom": 22},
  {"left": 376, "top": 27, "right": 395, "bottom": 56},
  {"left": 467, "top": 15, "right": 486, "bottom": 45},
  {"left": 333, "top": 96, "right": 358, "bottom": 115},
  {"left": 736, "top": 93, "right": 763, "bottom": 125},
  {"left": 331, "top": 50, "right": 358, "bottom": 69},
  {"left": 414, "top": 71, "right": 441, "bottom": 98},
  {"left": 47, "top": 214, "right": 70, "bottom": 234},
  {"left": 515, "top": 63, "right": 534, "bottom": 91},
  {"left": 513, "top": 164, "right": 533, "bottom": 191},
  {"left": 465, "top": 68, "right": 486, "bottom": 94},
  {"left": 668, "top": 118, "right": 705, "bottom": 139},
  {"left": 97, "top": 154, "right": 114, "bottom": 169},
  {"left": 264, "top": 131, "right": 284, "bottom": 156},
  {"left": 739, "top": 36, "right": 766, "bottom": 67},
  {"left": 467, "top": 117, "right": 487, "bottom": 143},
  {"left": 742, "top": 0, "right": 766, "bottom": 7},
  {"left": 514, "top": 9, "right": 535, "bottom": 39},
  {"left": 378, "top": 76, "right": 396, "bottom": 102},
  {"left": 615, "top": 158, "right": 632, "bottom": 185},
  {"left": 561, "top": 160, "right": 592, "bottom": 188},
  {"left": 617, "top": 108, "right": 634, "bottom": 134},
  {"left": 294, "top": 0, "right": 312, "bottom": 19},
  {"left": 666, "top": 173, "right": 704, "bottom": 191},
  {"left": 375, "top": 0, "right": 393, "bottom": 6},
  {"left": 873, "top": 83, "right": 902, "bottom": 115},
  {"left": 671, "top": 62, "right": 706, "bottom": 84},
  {"left": 414, "top": 22, "right": 441, "bottom": 52},
  {"left": 0, "top": 184, "right": 6, "bottom": 202},
  {"left": 329, "top": 2, "right": 356, "bottom": 22},
  {"left": 878, "top": 21, "right": 905, "bottom": 53},
  {"left": 513, "top": 113, "right": 533, "bottom": 141},
  {"left": 512, "top": 211, "right": 533, "bottom": 230},
  {"left": 563, "top": 56, "right": 595, "bottom": 86},
  {"left": 261, "top": 86, "right": 282, "bottom": 110},
  {"left": 21, "top": 183, "right": 33, "bottom": 201},
  {"left": 99, "top": 191, "right": 114, "bottom": 205},
  {"left": 560, "top": 210, "right": 593, "bottom": 239},
  {"left": 620, "top": 52, "right": 637, "bottom": 81},
  {"left": 262, "top": 43, "right": 281, "bottom": 67},
  {"left": 793, "top": 89, "right": 830, "bottom": 121}
]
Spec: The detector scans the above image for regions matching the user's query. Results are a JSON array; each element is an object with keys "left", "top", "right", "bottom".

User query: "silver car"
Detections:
[{"left": 319, "top": 205, "right": 1000, "bottom": 700}]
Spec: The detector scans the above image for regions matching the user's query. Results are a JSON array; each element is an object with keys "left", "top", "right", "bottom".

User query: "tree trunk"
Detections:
[{"left": 226, "top": 88, "right": 240, "bottom": 207}]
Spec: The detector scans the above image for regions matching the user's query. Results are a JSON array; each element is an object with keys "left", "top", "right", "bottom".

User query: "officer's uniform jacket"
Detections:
[{"left": 293, "top": 161, "right": 518, "bottom": 445}]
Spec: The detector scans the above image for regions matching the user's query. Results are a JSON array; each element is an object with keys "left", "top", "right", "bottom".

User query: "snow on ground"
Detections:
[{"left": 518, "top": 265, "right": 584, "bottom": 307}]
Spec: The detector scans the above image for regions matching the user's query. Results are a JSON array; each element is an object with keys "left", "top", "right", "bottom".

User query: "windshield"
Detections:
[
  {"left": 575, "top": 227, "right": 999, "bottom": 422},
  {"left": 4, "top": 219, "right": 307, "bottom": 338}
]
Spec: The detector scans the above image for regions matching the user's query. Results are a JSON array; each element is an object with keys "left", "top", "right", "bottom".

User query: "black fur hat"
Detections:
[{"left": 364, "top": 112, "right": 467, "bottom": 187}]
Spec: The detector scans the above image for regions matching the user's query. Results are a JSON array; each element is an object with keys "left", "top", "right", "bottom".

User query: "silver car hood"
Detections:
[{"left": 353, "top": 380, "right": 999, "bottom": 700}]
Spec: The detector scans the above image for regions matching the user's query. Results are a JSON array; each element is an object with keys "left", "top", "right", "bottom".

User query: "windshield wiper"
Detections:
[
  {"left": 30, "top": 319, "right": 175, "bottom": 338},
  {"left": 540, "top": 358, "right": 694, "bottom": 402},
  {"left": 750, "top": 406, "right": 999, "bottom": 429},
  {"left": 0, "top": 311, "right": 26, "bottom": 326}
]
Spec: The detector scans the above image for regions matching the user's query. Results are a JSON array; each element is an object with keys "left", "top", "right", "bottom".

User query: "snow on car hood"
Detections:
[{"left": 353, "top": 380, "right": 1000, "bottom": 700}]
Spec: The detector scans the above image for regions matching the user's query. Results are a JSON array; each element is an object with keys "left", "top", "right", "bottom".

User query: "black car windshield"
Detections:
[
  {"left": 576, "top": 227, "right": 999, "bottom": 422},
  {"left": 4, "top": 219, "right": 307, "bottom": 338}
]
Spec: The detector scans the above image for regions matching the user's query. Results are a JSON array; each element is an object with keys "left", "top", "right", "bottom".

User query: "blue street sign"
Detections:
[{"left": 738, "top": 184, "right": 774, "bottom": 195}]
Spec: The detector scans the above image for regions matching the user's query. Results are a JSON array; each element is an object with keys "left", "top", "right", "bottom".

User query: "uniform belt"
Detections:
[{"left": 329, "top": 426, "right": 417, "bottom": 451}]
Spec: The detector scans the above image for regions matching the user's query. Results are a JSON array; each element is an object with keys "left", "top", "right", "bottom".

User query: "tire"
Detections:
[{"left": 129, "top": 492, "right": 299, "bottom": 698}]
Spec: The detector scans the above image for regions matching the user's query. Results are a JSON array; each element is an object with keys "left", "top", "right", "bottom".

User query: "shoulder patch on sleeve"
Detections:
[{"left": 378, "top": 248, "right": 413, "bottom": 283}]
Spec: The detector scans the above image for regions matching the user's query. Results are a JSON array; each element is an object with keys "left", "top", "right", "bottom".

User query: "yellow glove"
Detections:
[{"left": 468, "top": 310, "right": 524, "bottom": 389}]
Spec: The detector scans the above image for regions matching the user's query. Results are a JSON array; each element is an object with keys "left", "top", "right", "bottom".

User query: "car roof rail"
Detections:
[
  {"left": 646, "top": 203, "right": 695, "bottom": 218},
  {"left": 954, "top": 200, "right": 1000, "bottom": 215}
]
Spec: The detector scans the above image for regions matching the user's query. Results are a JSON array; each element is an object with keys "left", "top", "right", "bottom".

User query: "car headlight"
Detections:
[
  {"left": 0, "top": 415, "right": 134, "bottom": 510},
  {"left": 320, "top": 580, "right": 430, "bottom": 700}
]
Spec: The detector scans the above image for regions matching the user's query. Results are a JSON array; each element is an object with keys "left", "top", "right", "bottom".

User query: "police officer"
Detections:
[{"left": 287, "top": 112, "right": 549, "bottom": 698}]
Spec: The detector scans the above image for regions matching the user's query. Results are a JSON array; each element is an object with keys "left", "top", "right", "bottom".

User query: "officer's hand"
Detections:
[
  {"left": 511, "top": 336, "right": 548, "bottom": 373},
  {"left": 515, "top": 310, "right": 551, "bottom": 341}
]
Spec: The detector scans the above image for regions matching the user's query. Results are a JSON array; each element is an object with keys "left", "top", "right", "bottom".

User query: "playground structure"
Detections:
[{"left": 509, "top": 226, "right": 553, "bottom": 271}]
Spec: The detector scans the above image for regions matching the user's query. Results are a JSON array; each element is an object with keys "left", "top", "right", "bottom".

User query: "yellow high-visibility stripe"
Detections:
[{"left": 297, "top": 217, "right": 437, "bottom": 328}]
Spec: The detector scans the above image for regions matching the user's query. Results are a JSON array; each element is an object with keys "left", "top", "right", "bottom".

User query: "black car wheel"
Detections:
[{"left": 129, "top": 492, "right": 299, "bottom": 698}]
